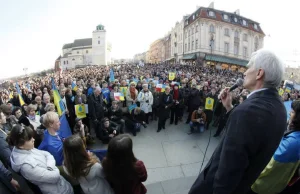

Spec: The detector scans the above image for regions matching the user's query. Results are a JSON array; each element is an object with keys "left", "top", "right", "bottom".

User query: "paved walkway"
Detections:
[{"left": 90, "top": 118, "right": 221, "bottom": 189}]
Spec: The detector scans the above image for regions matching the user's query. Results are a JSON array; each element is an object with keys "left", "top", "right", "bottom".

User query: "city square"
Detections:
[{"left": 0, "top": 0, "right": 299, "bottom": 194}]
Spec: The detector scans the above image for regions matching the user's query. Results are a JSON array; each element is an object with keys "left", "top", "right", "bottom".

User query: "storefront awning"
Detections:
[
  {"left": 205, "top": 54, "right": 248, "bottom": 67},
  {"left": 182, "top": 54, "right": 197, "bottom": 60}
]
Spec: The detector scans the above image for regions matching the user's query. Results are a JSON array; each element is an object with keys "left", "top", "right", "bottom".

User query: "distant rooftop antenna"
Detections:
[
  {"left": 234, "top": 9, "right": 240, "bottom": 15},
  {"left": 208, "top": 2, "right": 214, "bottom": 9}
]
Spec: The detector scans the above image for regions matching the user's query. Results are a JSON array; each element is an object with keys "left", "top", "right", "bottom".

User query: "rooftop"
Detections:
[
  {"left": 185, "top": 7, "right": 265, "bottom": 35},
  {"left": 62, "top": 38, "right": 92, "bottom": 49}
]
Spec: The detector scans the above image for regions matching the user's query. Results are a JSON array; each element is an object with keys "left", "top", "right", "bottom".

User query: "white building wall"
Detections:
[
  {"left": 92, "top": 30, "right": 107, "bottom": 65},
  {"left": 184, "top": 18, "right": 264, "bottom": 61}
]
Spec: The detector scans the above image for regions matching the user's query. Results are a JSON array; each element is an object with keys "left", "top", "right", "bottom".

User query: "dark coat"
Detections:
[
  {"left": 189, "top": 89, "right": 287, "bottom": 194},
  {"left": 157, "top": 92, "right": 173, "bottom": 120},
  {"left": 170, "top": 89, "right": 184, "bottom": 109},
  {"left": 0, "top": 130, "right": 12, "bottom": 182},
  {"left": 108, "top": 107, "right": 123, "bottom": 122},
  {"left": 88, "top": 93, "right": 104, "bottom": 121},
  {"left": 187, "top": 88, "right": 202, "bottom": 112}
]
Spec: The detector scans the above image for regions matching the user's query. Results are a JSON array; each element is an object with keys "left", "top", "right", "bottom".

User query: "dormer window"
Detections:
[
  {"left": 254, "top": 24, "right": 258, "bottom": 30},
  {"left": 242, "top": 19, "right": 247, "bottom": 26},
  {"left": 193, "top": 15, "right": 195, "bottom": 20},
  {"left": 223, "top": 14, "right": 229, "bottom": 20},
  {"left": 234, "top": 17, "right": 238, "bottom": 22},
  {"left": 208, "top": 11, "right": 215, "bottom": 17}
]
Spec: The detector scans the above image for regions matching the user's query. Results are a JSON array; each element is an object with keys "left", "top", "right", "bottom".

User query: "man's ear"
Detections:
[{"left": 256, "top": 68, "right": 265, "bottom": 80}]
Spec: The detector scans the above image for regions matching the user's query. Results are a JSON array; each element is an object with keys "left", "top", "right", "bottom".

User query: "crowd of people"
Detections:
[{"left": 0, "top": 50, "right": 299, "bottom": 193}]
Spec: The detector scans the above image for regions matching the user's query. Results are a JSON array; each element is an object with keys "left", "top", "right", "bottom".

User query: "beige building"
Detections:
[
  {"left": 148, "top": 39, "right": 164, "bottom": 63},
  {"left": 183, "top": 3, "right": 264, "bottom": 70}
]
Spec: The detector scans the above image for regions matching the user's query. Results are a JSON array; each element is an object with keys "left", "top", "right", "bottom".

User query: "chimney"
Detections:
[
  {"left": 234, "top": 9, "right": 240, "bottom": 15},
  {"left": 208, "top": 2, "right": 214, "bottom": 9}
]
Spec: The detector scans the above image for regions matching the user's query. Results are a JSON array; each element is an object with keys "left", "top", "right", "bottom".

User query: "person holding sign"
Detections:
[{"left": 204, "top": 88, "right": 218, "bottom": 130}]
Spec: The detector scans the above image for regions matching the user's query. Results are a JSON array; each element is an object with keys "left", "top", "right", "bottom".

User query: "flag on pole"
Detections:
[
  {"left": 15, "top": 83, "right": 25, "bottom": 106},
  {"left": 114, "top": 92, "right": 125, "bottom": 101},
  {"left": 51, "top": 78, "right": 65, "bottom": 116},
  {"left": 109, "top": 69, "right": 115, "bottom": 82},
  {"left": 57, "top": 113, "right": 72, "bottom": 138},
  {"left": 71, "top": 82, "right": 78, "bottom": 91}
]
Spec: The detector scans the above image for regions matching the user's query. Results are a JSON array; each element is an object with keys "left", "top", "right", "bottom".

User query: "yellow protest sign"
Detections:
[
  {"left": 169, "top": 72, "right": 175, "bottom": 81},
  {"left": 278, "top": 88, "right": 284, "bottom": 96},
  {"left": 120, "top": 87, "right": 127, "bottom": 97},
  {"left": 205, "top": 97, "right": 214, "bottom": 110},
  {"left": 75, "top": 104, "right": 87, "bottom": 119}
]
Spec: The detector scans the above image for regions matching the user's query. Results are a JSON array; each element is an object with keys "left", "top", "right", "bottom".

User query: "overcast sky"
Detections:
[{"left": 0, "top": 0, "right": 299, "bottom": 78}]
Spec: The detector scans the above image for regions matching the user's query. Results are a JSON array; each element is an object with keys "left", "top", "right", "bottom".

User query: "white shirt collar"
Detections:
[{"left": 247, "top": 88, "right": 268, "bottom": 98}]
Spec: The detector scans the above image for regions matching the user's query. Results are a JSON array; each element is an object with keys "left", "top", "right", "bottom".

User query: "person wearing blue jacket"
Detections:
[
  {"left": 250, "top": 100, "right": 300, "bottom": 194},
  {"left": 38, "top": 112, "right": 64, "bottom": 166}
]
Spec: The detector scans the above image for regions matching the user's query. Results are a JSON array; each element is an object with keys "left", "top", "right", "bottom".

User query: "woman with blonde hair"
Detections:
[{"left": 63, "top": 135, "right": 113, "bottom": 194}]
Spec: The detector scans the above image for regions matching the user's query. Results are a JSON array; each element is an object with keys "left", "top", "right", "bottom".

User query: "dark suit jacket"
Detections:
[{"left": 189, "top": 88, "right": 287, "bottom": 194}]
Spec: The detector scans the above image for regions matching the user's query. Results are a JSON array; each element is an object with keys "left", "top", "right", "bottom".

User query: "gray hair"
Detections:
[
  {"left": 247, "top": 49, "right": 284, "bottom": 88},
  {"left": 94, "top": 86, "right": 101, "bottom": 92}
]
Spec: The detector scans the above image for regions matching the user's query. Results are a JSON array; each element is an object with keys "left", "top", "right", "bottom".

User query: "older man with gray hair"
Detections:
[
  {"left": 88, "top": 86, "right": 104, "bottom": 139},
  {"left": 189, "top": 49, "right": 287, "bottom": 194}
]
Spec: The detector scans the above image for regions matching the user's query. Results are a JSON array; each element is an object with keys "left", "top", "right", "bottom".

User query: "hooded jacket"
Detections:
[{"left": 10, "top": 147, "right": 73, "bottom": 194}]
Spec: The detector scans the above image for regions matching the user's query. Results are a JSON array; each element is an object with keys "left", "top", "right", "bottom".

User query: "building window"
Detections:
[
  {"left": 67, "top": 61, "right": 68, "bottom": 64},
  {"left": 64, "top": 61, "right": 65, "bottom": 65},
  {"left": 234, "top": 43, "right": 239, "bottom": 56},
  {"left": 192, "top": 28, "right": 194, "bottom": 34},
  {"left": 234, "top": 17, "right": 238, "bottom": 22},
  {"left": 242, "top": 19, "right": 247, "bottom": 26},
  {"left": 193, "top": 15, "right": 195, "bottom": 20},
  {"left": 209, "top": 24, "right": 215, "bottom": 33},
  {"left": 86, "top": 50, "right": 89, "bottom": 54},
  {"left": 223, "top": 14, "right": 229, "bottom": 20},
  {"left": 196, "top": 40, "right": 198, "bottom": 49},
  {"left": 254, "top": 24, "right": 258, "bottom": 30},
  {"left": 243, "top": 34, "right": 248, "bottom": 41},
  {"left": 224, "top": 42, "right": 229, "bottom": 53},
  {"left": 192, "top": 41, "right": 194, "bottom": 50},
  {"left": 224, "top": 28, "right": 229, "bottom": 36},
  {"left": 196, "top": 25, "right": 198, "bottom": 32},
  {"left": 185, "top": 44, "right": 187, "bottom": 52},
  {"left": 243, "top": 47, "right": 248, "bottom": 58},
  {"left": 254, "top": 37, "right": 259, "bottom": 51},
  {"left": 234, "top": 30, "right": 239, "bottom": 38},
  {"left": 208, "top": 11, "right": 215, "bottom": 17},
  {"left": 98, "top": 40, "right": 100, "bottom": 44},
  {"left": 188, "top": 30, "right": 190, "bottom": 36},
  {"left": 77, "top": 51, "right": 79, "bottom": 54},
  {"left": 188, "top": 43, "right": 190, "bottom": 51}
]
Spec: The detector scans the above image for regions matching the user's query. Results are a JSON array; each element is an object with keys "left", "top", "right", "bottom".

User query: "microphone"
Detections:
[{"left": 229, "top": 78, "right": 244, "bottom": 92}]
